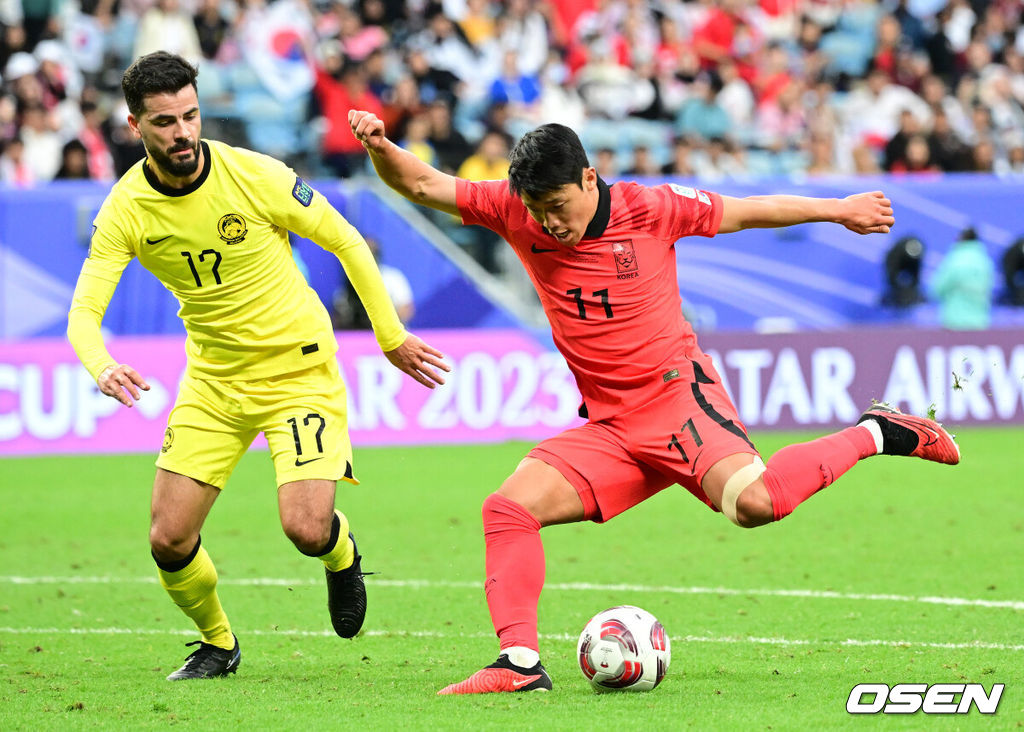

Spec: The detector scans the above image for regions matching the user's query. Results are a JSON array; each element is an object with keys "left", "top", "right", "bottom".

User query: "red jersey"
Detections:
[
  {"left": 456, "top": 177, "right": 723, "bottom": 422},
  {"left": 314, "top": 68, "right": 384, "bottom": 155}
]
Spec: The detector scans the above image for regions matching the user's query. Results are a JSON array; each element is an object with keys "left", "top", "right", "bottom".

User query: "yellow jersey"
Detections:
[
  {"left": 456, "top": 154, "right": 509, "bottom": 182},
  {"left": 68, "top": 139, "right": 406, "bottom": 381}
]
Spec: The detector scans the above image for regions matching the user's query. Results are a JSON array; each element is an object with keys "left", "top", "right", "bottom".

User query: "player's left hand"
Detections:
[
  {"left": 385, "top": 333, "right": 450, "bottom": 389},
  {"left": 840, "top": 191, "right": 895, "bottom": 234}
]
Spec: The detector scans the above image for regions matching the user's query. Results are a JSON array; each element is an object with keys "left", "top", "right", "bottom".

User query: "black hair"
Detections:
[
  {"left": 62, "top": 138, "right": 87, "bottom": 155},
  {"left": 121, "top": 52, "right": 199, "bottom": 117},
  {"left": 508, "top": 123, "right": 590, "bottom": 199}
]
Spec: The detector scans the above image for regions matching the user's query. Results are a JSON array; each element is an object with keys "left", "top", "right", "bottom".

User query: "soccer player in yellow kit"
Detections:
[{"left": 66, "top": 52, "right": 449, "bottom": 680}]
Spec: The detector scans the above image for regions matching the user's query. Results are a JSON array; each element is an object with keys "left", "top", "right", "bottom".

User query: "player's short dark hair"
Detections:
[
  {"left": 121, "top": 52, "right": 199, "bottom": 117},
  {"left": 508, "top": 123, "right": 590, "bottom": 199}
]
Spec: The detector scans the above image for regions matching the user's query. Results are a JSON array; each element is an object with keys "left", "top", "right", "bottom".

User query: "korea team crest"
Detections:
[
  {"left": 612, "top": 241, "right": 639, "bottom": 279},
  {"left": 217, "top": 213, "right": 247, "bottom": 244}
]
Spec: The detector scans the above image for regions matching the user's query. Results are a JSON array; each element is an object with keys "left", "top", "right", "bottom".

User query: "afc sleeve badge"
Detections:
[{"left": 292, "top": 177, "right": 314, "bottom": 207}]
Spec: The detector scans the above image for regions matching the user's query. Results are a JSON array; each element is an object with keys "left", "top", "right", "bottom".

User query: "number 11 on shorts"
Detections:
[{"left": 667, "top": 419, "right": 702, "bottom": 464}]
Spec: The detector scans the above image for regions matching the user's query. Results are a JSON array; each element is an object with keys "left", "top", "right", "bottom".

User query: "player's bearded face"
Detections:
[
  {"left": 150, "top": 134, "right": 201, "bottom": 177},
  {"left": 132, "top": 87, "right": 203, "bottom": 180}
]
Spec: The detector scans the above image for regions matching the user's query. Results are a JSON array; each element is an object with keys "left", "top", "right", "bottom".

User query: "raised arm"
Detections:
[
  {"left": 349, "top": 109, "right": 460, "bottom": 217},
  {"left": 717, "top": 191, "right": 895, "bottom": 235}
]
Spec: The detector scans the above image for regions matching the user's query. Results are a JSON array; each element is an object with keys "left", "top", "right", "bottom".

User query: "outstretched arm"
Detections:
[
  {"left": 349, "top": 109, "right": 460, "bottom": 217},
  {"left": 332, "top": 235, "right": 450, "bottom": 389},
  {"left": 717, "top": 191, "right": 894, "bottom": 235}
]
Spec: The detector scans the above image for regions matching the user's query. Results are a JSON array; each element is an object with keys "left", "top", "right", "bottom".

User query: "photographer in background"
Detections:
[{"left": 929, "top": 226, "right": 996, "bottom": 330}]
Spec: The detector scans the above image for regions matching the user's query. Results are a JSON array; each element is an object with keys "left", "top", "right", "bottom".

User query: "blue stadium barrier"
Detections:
[
  {"left": 0, "top": 180, "right": 521, "bottom": 340},
  {"left": 3, "top": 174, "right": 1024, "bottom": 340},
  {"left": 641, "top": 174, "right": 1024, "bottom": 332}
]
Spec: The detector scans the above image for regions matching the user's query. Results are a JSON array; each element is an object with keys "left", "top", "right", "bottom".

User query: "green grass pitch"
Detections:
[{"left": 2, "top": 427, "right": 1022, "bottom": 729}]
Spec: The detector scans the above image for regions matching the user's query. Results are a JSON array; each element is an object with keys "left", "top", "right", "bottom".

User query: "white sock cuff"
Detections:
[
  {"left": 503, "top": 646, "right": 540, "bottom": 668},
  {"left": 860, "top": 420, "right": 883, "bottom": 454}
]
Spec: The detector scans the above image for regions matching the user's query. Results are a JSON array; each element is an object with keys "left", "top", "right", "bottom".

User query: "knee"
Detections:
[
  {"left": 149, "top": 525, "right": 197, "bottom": 562},
  {"left": 490, "top": 458, "right": 583, "bottom": 526},
  {"left": 719, "top": 458, "right": 771, "bottom": 528},
  {"left": 482, "top": 491, "right": 515, "bottom": 521},
  {"left": 732, "top": 485, "right": 774, "bottom": 528},
  {"left": 482, "top": 491, "right": 542, "bottom": 529},
  {"left": 492, "top": 471, "right": 533, "bottom": 516},
  {"left": 482, "top": 491, "right": 501, "bottom": 515},
  {"left": 284, "top": 521, "right": 332, "bottom": 556}
]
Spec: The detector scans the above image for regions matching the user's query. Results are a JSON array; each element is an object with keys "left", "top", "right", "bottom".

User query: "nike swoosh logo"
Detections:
[
  {"left": 146, "top": 235, "right": 172, "bottom": 245},
  {"left": 294, "top": 457, "right": 324, "bottom": 467},
  {"left": 531, "top": 244, "right": 558, "bottom": 254},
  {"left": 894, "top": 413, "right": 941, "bottom": 447},
  {"left": 513, "top": 675, "right": 541, "bottom": 688}
]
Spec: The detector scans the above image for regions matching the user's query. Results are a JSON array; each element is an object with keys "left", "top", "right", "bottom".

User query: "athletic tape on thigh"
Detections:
[{"left": 721, "top": 457, "right": 766, "bottom": 525}]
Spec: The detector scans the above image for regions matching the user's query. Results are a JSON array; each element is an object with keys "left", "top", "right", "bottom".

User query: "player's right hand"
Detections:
[
  {"left": 348, "top": 110, "right": 387, "bottom": 151},
  {"left": 97, "top": 363, "right": 151, "bottom": 407}
]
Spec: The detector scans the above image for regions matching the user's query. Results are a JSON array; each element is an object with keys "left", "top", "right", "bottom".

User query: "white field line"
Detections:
[
  {"left": 0, "top": 625, "right": 1022, "bottom": 652},
  {"left": 3, "top": 576, "right": 1024, "bottom": 612}
]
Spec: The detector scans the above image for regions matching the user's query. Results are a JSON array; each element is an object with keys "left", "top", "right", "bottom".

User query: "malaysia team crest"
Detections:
[
  {"left": 161, "top": 427, "right": 174, "bottom": 453},
  {"left": 611, "top": 241, "right": 638, "bottom": 276},
  {"left": 217, "top": 213, "right": 248, "bottom": 244}
]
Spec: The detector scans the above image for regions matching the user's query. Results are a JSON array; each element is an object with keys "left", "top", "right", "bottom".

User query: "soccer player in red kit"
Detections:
[{"left": 348, "top": 110, "right": 960, "bottom": 695}]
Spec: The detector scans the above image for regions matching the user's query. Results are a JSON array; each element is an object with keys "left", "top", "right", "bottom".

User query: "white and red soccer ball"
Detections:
[{"left": 577, "top": 605, "right": 671, "bottom": 692}]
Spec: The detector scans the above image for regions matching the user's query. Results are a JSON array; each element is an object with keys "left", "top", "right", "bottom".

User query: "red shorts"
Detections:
[{"left": 530, "top": 354, "right": 759, "bottom": 523}]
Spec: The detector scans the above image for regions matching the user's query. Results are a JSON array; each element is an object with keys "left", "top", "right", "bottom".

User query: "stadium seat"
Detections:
[
  {"left": 820, "top": 31, "right": 874, "bottom": 77},
  {"left": 579, "top": 119, "right": 621, "bottom": 152},
  {"left": 624, "top": 118, "right": 672, "bottom": 152},
  {"left": 776, "top": 150, "right": 810, "bottom": 178},
  {"left": 743, "top": 149, "right": 777, "bottom": 178},
  {"left": 235, "top": 89, "right": 311, "bottom": 159},
  {"left": 196, "top": 63, "right": 229, "bottom": 102}
]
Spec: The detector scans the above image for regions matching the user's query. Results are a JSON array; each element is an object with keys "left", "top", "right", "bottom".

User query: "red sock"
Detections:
[
  {"left": 482, "top": 493, "right": 544, "bottom": 652},
  {"left": 761, "top": 426, "right": 877, "bottom": 521}
]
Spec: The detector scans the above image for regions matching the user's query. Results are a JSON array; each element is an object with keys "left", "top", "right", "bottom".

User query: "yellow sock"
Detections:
[
  {"left": 158, "top": 545, "right": 233, "bottom": 649},
  {"left": 320, "top": 510, "right": 355, "bottom": 572}
]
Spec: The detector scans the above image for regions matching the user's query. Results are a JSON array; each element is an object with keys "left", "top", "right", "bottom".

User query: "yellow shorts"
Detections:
[{"left": 156, "top": 359, "right": 356, "bottom": 489}]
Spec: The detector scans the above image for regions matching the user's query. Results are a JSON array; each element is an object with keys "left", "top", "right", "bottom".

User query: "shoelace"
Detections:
[
  {"left": 180, "top": 643, "right": 208, "bottom": 670},
  {"left": 180, "top": 641, "right": 223, "bottom": 670}
]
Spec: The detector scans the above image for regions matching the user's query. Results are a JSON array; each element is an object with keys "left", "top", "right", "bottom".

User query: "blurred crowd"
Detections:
[{"left": 1, "top": 0, "right": 1023, "bottom": 189}]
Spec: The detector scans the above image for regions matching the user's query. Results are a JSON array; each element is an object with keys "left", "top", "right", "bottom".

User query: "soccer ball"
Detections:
[{"left": 577, "top": 605, "right": 671, "bottom": 692}]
